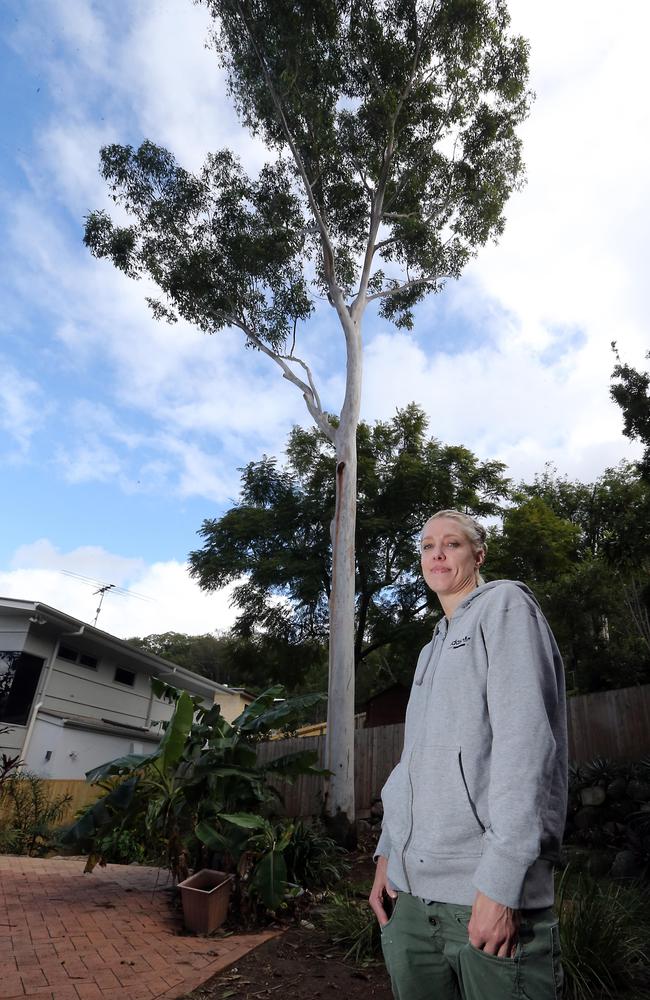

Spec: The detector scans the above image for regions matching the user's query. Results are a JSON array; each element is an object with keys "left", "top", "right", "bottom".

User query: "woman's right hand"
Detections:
[{"left": 369, "top": 854, "right": 398, "bottom": 926}]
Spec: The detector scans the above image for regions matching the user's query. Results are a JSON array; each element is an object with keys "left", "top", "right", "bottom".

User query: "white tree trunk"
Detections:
[{"left": 325, "top": 325, "right": 362, "bottom": 825}]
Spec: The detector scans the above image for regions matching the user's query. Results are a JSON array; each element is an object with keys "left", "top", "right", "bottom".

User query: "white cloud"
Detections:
[
  {"left": 1, "top": 540, "right": 238, "bottom": 638},
  {"left": 362, "top": 330, "right": 641, "bottom": 483},
  {"left": 0, "top": 357, "right": 46, "bottom": 455}
]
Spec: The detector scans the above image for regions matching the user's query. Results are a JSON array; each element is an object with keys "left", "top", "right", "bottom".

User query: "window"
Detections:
[
  {"left": 57, "top": 646, "right": 98, "bottom": 669},
  {"left": 0, "top": 652, "right": 44, "bottom": 726},
  {"left": 114, "top": 667, "right": 135, "bottom": 687}
]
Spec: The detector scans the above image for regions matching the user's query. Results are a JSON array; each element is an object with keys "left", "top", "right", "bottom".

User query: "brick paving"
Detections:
[{"left": 0, "top": 857, "right": 278, "bottom": 1000}]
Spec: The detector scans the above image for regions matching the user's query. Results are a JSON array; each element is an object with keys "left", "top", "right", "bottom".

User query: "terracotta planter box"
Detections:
[{"left": 177, "top": 869, "right": 233, "bottom": 934}]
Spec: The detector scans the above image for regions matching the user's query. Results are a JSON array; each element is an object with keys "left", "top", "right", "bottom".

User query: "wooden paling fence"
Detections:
[
  {"left": 258, "top": 683, "right": 650, "bottom": 819},
  {"left": 0, "top": 779, "right": 102, "bottom": 828},
  {"left": 566, "top": 683, "right": 650, "bottom": 763}
]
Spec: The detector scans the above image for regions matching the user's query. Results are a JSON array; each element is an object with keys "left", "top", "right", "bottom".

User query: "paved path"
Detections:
[{"left": 0, "top": 857, "right": 277, "bottom": 1000}]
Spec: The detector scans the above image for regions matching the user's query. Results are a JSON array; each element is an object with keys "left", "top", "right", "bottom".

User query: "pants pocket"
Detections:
[
  {"left": 458, "top": 941, "right": 520, "bottom": 998},
  {"left": 380, "top": 892, "right": 401, "bottom": 932}
]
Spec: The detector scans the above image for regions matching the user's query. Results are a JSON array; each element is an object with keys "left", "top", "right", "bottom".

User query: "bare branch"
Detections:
[
  {"left": 280, "top": 350, "right": 325, "bottom": 419},
  {"left": 259, "top": 342, "right": 336, "bottom": 442}
]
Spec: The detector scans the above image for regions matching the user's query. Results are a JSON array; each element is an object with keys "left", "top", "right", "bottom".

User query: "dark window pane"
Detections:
[
  {"left": 0, "top": 652, "right": 44, "bottom": 726},
  {"left": 79, "top": 653, "right": 98, "bottom": 669},
  {"left": 58, "top": 645, "right": 78, "bottom": 662},
  {"left": 114, "top": 667, "right": 135, "bottom": 687}
]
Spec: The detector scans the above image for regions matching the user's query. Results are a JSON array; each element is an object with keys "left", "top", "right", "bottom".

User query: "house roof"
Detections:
[{"left": 0, "top": 596, "right": 244, "bottom": 701}]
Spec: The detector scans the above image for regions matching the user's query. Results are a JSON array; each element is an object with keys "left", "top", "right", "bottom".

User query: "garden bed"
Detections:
[{"left": 182, "top": 922, "right": 392, "bottom": 1000}]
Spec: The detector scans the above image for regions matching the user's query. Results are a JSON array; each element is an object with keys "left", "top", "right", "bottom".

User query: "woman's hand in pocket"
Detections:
[{"left": 369, "top": 855, "right": 398, "bottom": 926}]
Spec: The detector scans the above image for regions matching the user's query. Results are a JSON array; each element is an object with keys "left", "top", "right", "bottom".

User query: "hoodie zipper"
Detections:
[{"left": 400, "top": 621, "right": 448, "bottom": 891}]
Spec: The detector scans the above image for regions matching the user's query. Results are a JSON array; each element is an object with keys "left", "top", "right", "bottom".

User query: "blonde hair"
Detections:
[{"left": 421, "top": 509, "right": 488, "bottom": 585}]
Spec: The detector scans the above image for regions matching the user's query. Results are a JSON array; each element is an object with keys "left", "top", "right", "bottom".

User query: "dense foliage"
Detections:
[
  {"left": 62, "top": 680, "right": 345, "bottom": 918},
  {"left": 189, "top": 404, "right": 509, "bottom": 663},
  {"left": 611, "top": 346, "right": 650, "bottom": 480}
]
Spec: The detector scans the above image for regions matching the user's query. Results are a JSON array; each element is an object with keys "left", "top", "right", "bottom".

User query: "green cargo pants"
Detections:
[{"left": 380, "top": 892, "right": 563, "bottom": 1000}]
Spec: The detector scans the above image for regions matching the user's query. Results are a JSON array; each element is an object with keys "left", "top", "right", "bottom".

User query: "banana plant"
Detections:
[
  {"left": 196, "top": 812, "right": 295, "bottom": 910},
  {"left": 62, "top": 682, "right": 328, "bottom": 890}
]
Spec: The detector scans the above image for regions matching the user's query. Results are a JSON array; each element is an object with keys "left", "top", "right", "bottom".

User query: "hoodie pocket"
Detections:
[
  {"left": 410, "top": 745, "right": 485, "bottom": 857},
  {"left": 381, "top": 761, "right": 410, "bottom": 841}
]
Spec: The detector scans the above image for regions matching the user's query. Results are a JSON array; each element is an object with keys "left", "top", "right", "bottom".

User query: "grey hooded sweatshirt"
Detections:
[{"left": 375, "top": 580, "right": 567, "bottom": 910}]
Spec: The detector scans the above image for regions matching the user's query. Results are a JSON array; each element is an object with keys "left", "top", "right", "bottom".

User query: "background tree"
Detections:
[
  {"left": 611, "top": 345, "right": 650, "bottom": 480},
  {"left": 129, "top": 630, "right": 326, "bottom": 694},
  {"left": 488, "top": 463, "right": 650, "bottom": 691},
  {"left": 84, "top": 0, "right": 531, "bottom": 829},
  {"left": 189, "top": 402, "right": 509, "bottom": 667}
]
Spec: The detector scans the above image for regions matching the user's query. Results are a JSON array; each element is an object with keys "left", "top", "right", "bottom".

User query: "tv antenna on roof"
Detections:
[{"left": 59, "top": 570, "right": 152, "bottom": 626}]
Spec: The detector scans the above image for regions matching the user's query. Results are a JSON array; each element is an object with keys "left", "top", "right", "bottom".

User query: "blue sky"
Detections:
[{"left": 1, "top": 0, "right": 648, "bottom": 637}]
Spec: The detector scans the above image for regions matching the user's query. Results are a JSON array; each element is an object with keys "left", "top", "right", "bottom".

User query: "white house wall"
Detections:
[
  {"left": 24, "top": 715, "right": 160, "bottom": 780},
  {"left": 43, "top": 656, "right": 174, "bottom": 730}
]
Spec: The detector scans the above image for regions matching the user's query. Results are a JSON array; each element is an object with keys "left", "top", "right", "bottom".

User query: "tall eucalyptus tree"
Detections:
[{"left": 83, "top": 0, "right": 530, "bottom": 833}]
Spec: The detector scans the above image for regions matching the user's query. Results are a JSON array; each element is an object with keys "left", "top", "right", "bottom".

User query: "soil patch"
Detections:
[{"left": 182, "top": 923, "right": 392, "bottom": 1000}]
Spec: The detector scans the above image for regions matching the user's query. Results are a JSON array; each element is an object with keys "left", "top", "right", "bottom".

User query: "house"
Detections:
[
  {"left": 0, "top": 597, "right": 254, "bottom": 780},
  {"left": 363, "top": 683, "right": 411, "bottom": 728}
]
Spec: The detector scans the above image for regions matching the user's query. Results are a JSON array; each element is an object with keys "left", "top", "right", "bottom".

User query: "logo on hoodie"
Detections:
[{"left": 449, "top": 635, "right": 471, "bottom": 649}]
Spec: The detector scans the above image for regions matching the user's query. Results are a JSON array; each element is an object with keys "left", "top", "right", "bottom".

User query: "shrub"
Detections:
[
  {"left": 320, "top": 892, "right": 381, "bottom": 964},
  {"left": 557, "top": 869, "right": 650, "bottom": 999},
  {"left": 0, "top": 772, "right": 71, "bottom": 856},
  {"left": 283, "top": 820, "right": 349, "bottom": 890}
]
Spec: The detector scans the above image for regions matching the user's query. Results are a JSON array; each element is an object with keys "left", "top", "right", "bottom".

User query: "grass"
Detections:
[
  {"left": 319, "top": 890, "right": 381, "bottom": 965},
  {"left": 556, "top": 868, "right": 650, "bottom": 999}
]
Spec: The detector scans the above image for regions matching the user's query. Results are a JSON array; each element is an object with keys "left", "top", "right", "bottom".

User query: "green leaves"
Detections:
[
  {"left": 64, "top": 677, "right": 330, "bottom": 901},
  {"left": 157, "top": 691, "right": 195, "bottom": 771},
  {"left": 611, "top": 347, "right": 650, "bottom": 482},
  {"left": 190, "top": 405, "right": 510, "bottom": 666},
  {"left": 250, "top": 849, "right": 288, "bottom": 910},
  {"left": 84, "top": 143, "right": 312, "bottom": 353}
]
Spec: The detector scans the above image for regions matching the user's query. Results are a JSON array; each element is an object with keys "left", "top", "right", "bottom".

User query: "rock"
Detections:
[
  {"left": 610, "top": 850, "right": 643, "bottom": 878},
  {"left": 370, "top": 799, "right": 384, "bottom": 819},
  {"left": 580, "top": 786, "right": 606, "bottom": 807},
  {"left": 606, "top": 777, "right": 628, "bottom": 801},
  {"left": 626, "top": 780, "right": 650, "bottom": 802},
  {"left": 608, "top": 799, "right": 637, "bottom": 819},
  {"left": 300, "top": 920, "right": 316, "bottom": 931},
  {"left": 588, "top": 850, "right": 614, "bottom": 878},
  {"left": 574, "top": 806, "right": 601, "bottom": 831}
]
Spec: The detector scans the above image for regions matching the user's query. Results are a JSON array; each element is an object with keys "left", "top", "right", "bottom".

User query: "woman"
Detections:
[{"left": 369, "top": 510, "right": 567, "bottom": 1000}]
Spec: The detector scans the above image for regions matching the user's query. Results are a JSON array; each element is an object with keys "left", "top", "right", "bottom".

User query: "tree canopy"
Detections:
[
  {"left": 189, "top": 403, "right": 510, "bottom": 662},
  {"left": 611, "top": 346, "right": 650, "bottom": 480},
  {"left": 488, "top": 462, "right": 650, "bottom": 691}
]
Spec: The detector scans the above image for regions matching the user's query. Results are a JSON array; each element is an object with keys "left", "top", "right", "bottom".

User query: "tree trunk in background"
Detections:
[{"left": 324, "top": 327, "right": 361, "bottom": 844}]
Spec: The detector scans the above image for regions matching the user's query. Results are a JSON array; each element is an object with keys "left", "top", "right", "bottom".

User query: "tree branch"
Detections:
[
  {"left": 230, "top": 1, "right": 341, "bottom": 304},
  {"left": 365, "top": 274, "right": 448, "bottom": 303},
  {"left": 350, "top": 2, "right": 438, "bottom": 322},
  {"left": 256, "top": 339, "right": 336, "bottom": 442}
]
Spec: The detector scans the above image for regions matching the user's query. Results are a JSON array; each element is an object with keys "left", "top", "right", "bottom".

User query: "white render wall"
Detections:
[{"left": 24, "top": 714, "right": 161, "bottom": 780}]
